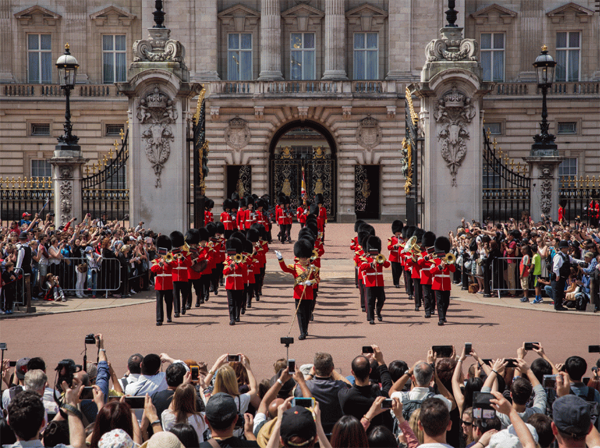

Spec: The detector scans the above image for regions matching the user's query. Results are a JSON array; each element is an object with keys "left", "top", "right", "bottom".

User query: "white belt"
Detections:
[
  {"left": 174, "top": 267, "right": 187, "bottom": 270},
  {"left": 365, "top": 273, "right": 380, "bottom": 276},
  {"left": 422, "top": 267, "right": 431, "bottom": 271},
  {"left": 437, "top": 274, "right": 450, "bottom": 278},
  {"left": 228, "top": 274, "right": 242, "bottom": 277},
  {"left": 156, "top": 274, "right": 171, "bottom": 277}
]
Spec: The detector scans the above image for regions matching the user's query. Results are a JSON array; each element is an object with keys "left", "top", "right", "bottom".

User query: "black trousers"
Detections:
[
  {"left": 246, "top": 283, "right": 255, "bottom": 307},
  {"left": 404, "top": 269, "right": 413, "bottom": 298},
  {"left": 156, "top": 290, "right": 173, "bottom": 323},
  {"left": 296, "top": 299, "right": 312, "bottom": 336},
  {"left": 354, "top": 266, "right": 359, "bottom": 288},
  {"left": 552, "top": 277, "right": 567, "bottom": 309},
  {"left": 412, "top": 278, "right": 422, "bottom": 308},
  {"left": 255, "top": 267, "right": 265, "bottom": 295},
  {"left": 201, "top": 274, "right": 211, "bottom": 301},
  {"left": 366, "top": 286, "right": 386, "bottom": 322},
  {"left": 173, "top": 281, "right": 190, "bottom": 314},
  {"left": 391, "top": 262, "right": 403, "bottom": 287},
  {"left": 216, "top": 263, "right": 225, "bottom": 285},
  {"left": 359, "top": 280, "right": 366, "bottom": 311},
  {"left": 422, "top": 283, "right": 434, "bottom": 316},
  {"left": 188, "top": 278, "right": 202, "bottom": 305},
  {"left": 210, "top": 269, "right": 219, "bottom": 293},
  {"left": 435, "top": 290, "right": 450, "bottom": 322},
  {"left": 227, "top": 289, "right": 244, "bottom": 321}
]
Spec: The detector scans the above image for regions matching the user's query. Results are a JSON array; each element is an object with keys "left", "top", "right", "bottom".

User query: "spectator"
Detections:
[
  {"left": 564, "top": 356, "right": 600, "bottom": 405},
  {"left": 469, "top": 416, "right": 501, "bottom": 448},
  {"left": 527, "top": 414, "right": 554, "bottom": 448},
  {"left": 198, "top": 393, "right": 258, "bottom": 447},
  {"left": 488, "top": 391, "right": 537, "bottom": 448},
  {"left": 329, "top": 415, "right": 368, "bottom": 448},
  {"left": 265, "top": 398, "right": 330, "bottom": 448},
  {"left": 367, "top": 426, "right": 399, "bottom": 448},
  {"left": 23, "top": 369, "right": 58, "bottom": 416},
  {"left": 89, "top": 401, "right": 141, "bottom": 448},
  {"left": 118, "top": 353, "right": 143, "bottom": 392},
  {"left": 2, "top": 357, "right": 29, "bottom": 409},
  {"left": 295, "top": 352, "right": 350, "bottom": 434},
  {"left": 124, "top": 354, "right": 170, "bottom": 396},
  {"left": 461, "top": 408, "right": 474, "bottom": 447},
  {"left": 142, "top": 431, "right": 185, "bottom": 448},
  {"left": 168, "top": 423, "right": 200, "bottom": 448},
  {"left": 152, "top": 362, "right": 205, "bottom": 420},
  {"left": 452, "top": 347, "right": 484, "bottom": 415},
  {"left": 417, "top": 398, "right": 454, "bottom": 448},
  {"left": 161, "top": 384, "right": 207, "bottom": 441}
]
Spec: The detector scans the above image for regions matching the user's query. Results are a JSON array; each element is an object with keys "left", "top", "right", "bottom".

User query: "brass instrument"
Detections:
[
  {"left": 375, "top": 254, "right": 387, "bottom": 264},
  {"left": 443, "top": 253, "right": 456, "bottom": 265},
  {"left": 164, "top": 253, "right": 174, "bottom": 263},
  {"left": 310, "top": 249, "right": 319, "bottom": 261},
  {"left": 404, "top": 236, "right": 417, "bottom": 253},
  {"left": 233, "top": 254, "right": 244, "bottom": 264}
]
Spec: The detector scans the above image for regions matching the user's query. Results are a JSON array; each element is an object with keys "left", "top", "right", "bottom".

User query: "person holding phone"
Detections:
[{"left": 161, "top": 383, "right": 207, "bottom": 440}]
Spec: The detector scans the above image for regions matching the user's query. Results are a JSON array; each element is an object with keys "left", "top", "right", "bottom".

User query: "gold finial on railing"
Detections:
[
  {"left": 108, "top": 146, "right": 114, "bottom": 159},
  {"left": 119, "top": 128, "right": 125, "bottom": 141},
  {"left": 586, "top": 175, "right": 590, "bottom": 187},
  {"left": 11, "top": 177, "right": 15, "bottom": 188},
  {"left": 561, "top": 178, "right": 565, "bottom": 188},
  {"left": 492, "top": 138, "right": 497, "bottom": 150},
  {"left": 17, "top": 176, "right": 22, "bottom": 189},
  {"left": 593, "top": 176, "right": 598, "bottom": 188},
  {"left": 193, "top": 87, "right": 206, "bottom": 126},
  {"left": 579, "top": 175, "right": 584, "bottom": 187},
  {"left": 510, "top": 159, "right": 515, "bottom": 170},
  {"left": 103, "top": 155, "right": 108, "bottom": 167},
  {"left": 85, "top": 165, "right": 90, "bottom": 176},
  {"left": 486, "top": 128, "right": 491, "bottom": 139}
]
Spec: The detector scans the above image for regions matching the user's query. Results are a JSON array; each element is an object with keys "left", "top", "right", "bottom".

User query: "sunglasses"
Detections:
[{"left": 461, "top": 420, "right": 473, "bottom": 426}]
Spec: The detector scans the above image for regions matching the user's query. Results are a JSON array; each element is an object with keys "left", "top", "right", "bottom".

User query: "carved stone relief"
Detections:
[
  {"left": 59, "top": 181, "right": 73, "bottom": 224},
  {"left": 137, "top": 85, "right": 178, "bottom": 188},
  {"left": 425, "top": 27, "right": 478, "bottom": 62},
  {"left": 356, "top": 115, "right": 382, "bottom": 150},
  {"left": 434, "top": 86, "right": 476, "bottom": 186},
  {"left": 539, "top": 165, "right": 553, "bottom": 216},
  {"left": 59, "top": 166, "right": 72, "bottom": 179},
  {"left": 133, "top": 28, "right": 186, "bottom": 67},
  {"left": 224, "top": 117, "right": 251, "bottom": 150}
]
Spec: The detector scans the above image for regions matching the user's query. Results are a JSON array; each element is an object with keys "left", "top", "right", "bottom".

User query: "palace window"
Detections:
[
  {"left": 31, "top": 160, "right": 52, "bottom": 178},
  {"left": 558, "top": 122, "right": 577, "bottom": 135},
  {"left": 481, "top": 33, "right": 504, "bottom": 82},
  {"left": 353, "top": 33, "right": 378, "bottom": 80},
  {"left": 105, "top": 124, "right": 125, "bottom": 137},
  {"left": 558, "top": 158, "right": 577, "bottom": 182},
  {"left": 227, "top": 33, "right": 253, "bottom": 81},
  {"left": 556, "top": 32, "right": 580, "bottom": 82},
  {"left": 291, "top": 33, "right": 315, "bottom": 80},
  {"left": 28, "top": 34, "right": 52, "bottom": 84},
  {"left": 31, "top": 123, "right": 50, "bottom": 136},
  {"left": 486, "top": 123, "right": 502, "bottom": 135},
  {"left": 102, "top": 35, "right": 127, "bottom": 84}
]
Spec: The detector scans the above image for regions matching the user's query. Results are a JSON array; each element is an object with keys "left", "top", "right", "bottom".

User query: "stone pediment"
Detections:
[
  {"left": 90, "top": 6, "right": 136, "bottom": 26},
  {"left": 346, "top": 3, "right": 388, "bottom": 31},
  {"left": 14, "top": 5, "right": 61, "bottom": 26},
  {"left": 470, "top": 3, "right": 517, "bottom": 25},
  {"left": 546, "top": 2, "right": 594, "bottom": 23},
  {"left": 281, "top": 3, "right": 324, "bottom": 30},
  {"left": 218, "top": 4, "right": 260, "bottom": 31}
]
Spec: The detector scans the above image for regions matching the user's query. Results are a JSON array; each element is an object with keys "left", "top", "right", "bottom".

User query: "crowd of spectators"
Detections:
[
  {"left": 0, "top": 212, "right": 155, "bottom": 312},
  {"left": 448, "top": 214, "right": 600, "bottom": 312},
  {"left": 1, "top": 337, "right": 599, "bottom": 448}
]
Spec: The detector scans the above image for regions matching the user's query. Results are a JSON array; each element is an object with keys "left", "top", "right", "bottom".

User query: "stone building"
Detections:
[{"left": 1, "top": 0, "right": 599, "bottom": 222}]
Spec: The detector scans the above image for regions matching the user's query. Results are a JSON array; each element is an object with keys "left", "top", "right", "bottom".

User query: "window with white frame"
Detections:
[
  {"left": 486, "top": 123, "right": 502, "bottom": 135},
  {"left": 290, "top": 33, "right": 315, "bottom": 80},
  {"left": 480, "top": 33, "right": 504, "bottom": 82},
  {"left": 102, "top": 35, "right": 127, "bottom": 84},
  {"left": 227, "top": 33, "right": 253, "bottom": 81},
  {"left": 558, "top": 158, "right": 577, "bottom": 182},
  {"left": 31, "top": 160, "right": 52, "bottom": 178},
  {"left": 556, "top": 32, "right": 580, "bottom": 82},
  {"left": 353, "top": 33, "right": 378, "bottom": 80},
  {"left": 28, "top": 34, "right": 52, "bottom": 84}
]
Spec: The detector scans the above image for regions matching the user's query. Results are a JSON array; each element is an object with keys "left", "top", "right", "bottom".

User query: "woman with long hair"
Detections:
[
  {"left": 161, "top": 384, "right": 207, "bottom": 441},
  {"left": 330, "top": 415, "right": 368, "bottom": 448},
  {"left": 89, "top": 401, "right": 141, "bottom": 448}
]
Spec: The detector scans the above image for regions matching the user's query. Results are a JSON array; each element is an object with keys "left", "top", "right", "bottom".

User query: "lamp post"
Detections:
[
  {"left": 55, "top": 43, "right": 80, "bottom": 150},
  {"left": 531, "top": 45, "right": 558, "bottom": 156}
]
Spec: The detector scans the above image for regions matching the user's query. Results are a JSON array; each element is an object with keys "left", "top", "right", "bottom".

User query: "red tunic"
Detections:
[
  {"left": 279, "top": 260, "right": 320, "bottom": 300},
  {"left": 297, "top": 207, "right": 307, "bottom": 224},
  {"left": 317, "top": 206, "right": 327, "bottom": 231},
  {"left": 187, "top": 247, "right": 206, "bottom": 280},
  {"left": 359, "top": 257, "right": 390, "bottom": 287},
  {"left": 430, "top": 259, "right": 456, "bottom": 291},
  {"left": 151, "top": 260, "right": 174, "bottom": 290},
  {"left": 236, "top": 208, "right": 246, "bottom": 231},
  {"left": 223, "top": 257, "right": 247, "bottom": 290},
  {"left": 171, "top": 255, "right": 192, "bottom": 282},
  {"left": 204, "top": 210, "right": 214, "bottom": 226},
  {"left": 245, "top": 209, "right": 257, "bottom": 230},
  {"left": 220, "top": 211, "right": 235, "bottom": 231},
  {"left": 417, "top": 252, "right": 434, "bottom": 285},
  {"left": 283, "top": 208, "right": 293, "bottom": 225},
  {"left": 276, "top": 205, "right": 284, "bottom": 225},
  {"left": 387, "top": 236, "right": 404, "bottom": 263}
]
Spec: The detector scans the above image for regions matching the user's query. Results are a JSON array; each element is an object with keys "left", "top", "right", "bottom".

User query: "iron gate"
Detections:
[
  {"left": 482, "top": 128, "right": 531, "bottom": 223},
  {"left": 82, "top": 128, "right": 129, "bottom": 220},
  {"left": 270, "top": 146, "right": 335, "bottom": 220},
  {"left": 403, "top": 87, "right": 421, "bottom": 226}
]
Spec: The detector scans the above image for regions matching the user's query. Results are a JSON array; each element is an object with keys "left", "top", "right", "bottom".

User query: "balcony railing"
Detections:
[
  {"left": 490, "top": 81, "right": 600, "bottom": 96},
  {"left": 208, "top": 80, "right": 399, "bottom": 97},
  {"left": 1, "top": 84, "right": 125, "bottom": 98}
]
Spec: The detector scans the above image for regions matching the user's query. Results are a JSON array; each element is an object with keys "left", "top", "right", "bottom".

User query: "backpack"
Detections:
[
  {"left": 575, "top": 292, "right": 589, "bottom": 311},
  {"left": 402, "top": 390, "right": 436, "bottom": 421},
  {"left": 1, "top": 386, "right": 23, "bottom": 409},
  {"left": 570, "top": 386, "right": 599, "bottom": 428}
]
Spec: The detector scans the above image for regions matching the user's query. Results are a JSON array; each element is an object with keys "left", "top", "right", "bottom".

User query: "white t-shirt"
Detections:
[
  {"left": 161, "top": 409, "right": 207, "bottom": 441},
  {"left": 390, "top": 387, "right": 453, "bottom": 411}
]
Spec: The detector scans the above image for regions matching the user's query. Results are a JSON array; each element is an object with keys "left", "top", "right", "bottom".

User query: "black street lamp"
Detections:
[
  {"left": 55, "top": 43, "right": 80, "bottom": 148},
  {"left": 531, "top": 45, "right": 558, "bottom": 155}
]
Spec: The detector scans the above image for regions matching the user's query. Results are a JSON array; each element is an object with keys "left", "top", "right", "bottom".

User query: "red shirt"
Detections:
[
  {"left": 430, "top": 259, "right": 456, "bottom": 291},
  {"left": 359, "top": 256, "right": 390, "bottom": 287},
  {"left": 387, "top": 236, "right": 404, "bottom": 263}
]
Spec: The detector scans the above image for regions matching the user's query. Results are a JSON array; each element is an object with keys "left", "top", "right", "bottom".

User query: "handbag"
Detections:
[{"left": 77, "top": 263, "right": 88, "bottom": 273}]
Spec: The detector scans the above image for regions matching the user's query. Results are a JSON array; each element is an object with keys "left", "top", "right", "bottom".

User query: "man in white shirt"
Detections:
[
  {"left": 124, "top": 353, "right": 184, "bottom": 396},
  {"left": 552, "top": 240, "right": 583, "bottom": 311},
  {"left": 118, "top": 353, "right": 143, "bottom": 392}
]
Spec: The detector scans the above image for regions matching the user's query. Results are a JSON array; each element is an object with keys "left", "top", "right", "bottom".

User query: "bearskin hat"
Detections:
[
  {"left": 434, "top": 236, "right": 451, "bottom": 254},
  {"left": 185, "top": 229, "right": 200, "bottom": 245},
  {"left": 242, "top": 240, "right": 253, "bottom": 254},
  {"left": 298, "top": 228, "right": 316, "bottom": 241},
  {"left": 156, "top": 235, "right": 172, "bottom": 251},
  {"left": 392, "top": 220, "right": 404, "bottom": 234},
  {"left": 169, "top": 231, "right": 185, "bottom": 248},
  {"left": 299, "top": 234, "right": 315, "bottom": 248},
  {"left": 246, "top": 227, "right": 260, "bottom": 243},
  {"left": 401, "top": 226, "right": 409, "bottom": 240},
  {"left": 414, "top": 229, "right": 425, "bottom": 245},
  {"left": 422, "top": 231, "right": 436, "bottom": 248},
  {"left": 215, "top": 222, "right": 225, "bottom": 235},
  {"left": 226, "top": 237, "right": 243, "bottom": 254},
  {"left": 405, "top": 226, "right": 417, "bottom": 239},
  {"left": 367, "top": 235, "right": 382, "bottom": 253},
  {"left": 278, "top": 193, "right": 286, "bottom": 205},
  {"left": 223, "top": 199, "right": 231, "bottom": 211},
  {"left": 251, "top": 223, "right": 266, "bottom": 240},
  {"left": 315, "top": 194, "right": 324, "bottom": 205},
  {"left": 231, "top": 230, "right": 246, "bottom": 243},
  {"left": 231, "top": 192, "right": 240, "bottom": 201},
  {"left": 309, "top": 203, "right": 319, "bottom": 215},
  {"left": 198, "top": 227, "right": 210, "bottom": 242},
  {"left": 354, "top": 220, "right": 366, "bottom": 233},
  {"left": 206, "top": 199, "right": 214, "bottom": 210},
  {"left": 239, "top": 197, "right": 247, "bottom": 207},
  {"left": 246, "top": 196, "right": 255, "bottom": 206},
  {"left": 294, "top": 239, "right": 313, "bottom": 259},
  {"left": 206, "top": 222, "right": 217, "bottom": 238},
  {"left": 306, "top": 221, "right": 319, "bottom": 236}
]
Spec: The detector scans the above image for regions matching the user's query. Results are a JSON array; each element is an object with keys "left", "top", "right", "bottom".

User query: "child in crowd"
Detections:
[
  {"left": 42, "top": 273, "right": 66, "bottom": 302},
  {"left": 531, "top": 245, "right": 543, "bottom": 304},
  {"left": 1, "top": 262, "right": 17, "bottom": 314},
  {"left": 519, "top": 245, "right": 531, "bottom": 303}
]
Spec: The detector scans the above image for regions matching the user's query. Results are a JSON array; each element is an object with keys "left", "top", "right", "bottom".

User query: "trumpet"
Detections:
[
  {"left": 310, "top": 249, "right": 319, "bottom": 262},
  {"left": 375, "top": 254, "right": 387, "bottom": 264},
  {"left": 233, "top": 254, "right": 245, "bottom": 264},
  {"left": 164, "top": 253, "right": 174, "bottom": 263},
  {"left": 442, "top": 253, "right": 456, "bottom": 265}
]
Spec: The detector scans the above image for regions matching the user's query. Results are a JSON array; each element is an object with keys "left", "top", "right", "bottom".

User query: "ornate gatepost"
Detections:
[
  {"left": 117, "top": 1, "right": 201, "bottom": 233},
  {"left": 411, "top": 2, "right": 493, "bottom": 235}
]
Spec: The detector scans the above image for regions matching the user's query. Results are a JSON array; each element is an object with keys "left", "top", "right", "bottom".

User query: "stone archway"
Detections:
[{"left": 269, "top": 120, "right": 337, "bottom": 221}]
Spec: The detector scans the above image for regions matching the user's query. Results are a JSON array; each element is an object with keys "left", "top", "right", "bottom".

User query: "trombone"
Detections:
[
  {"left": 310, "top": 249, "right": 319, "bottom": 262},
  {"left": 425, "top": 252, "right": 456, "bottom": 265}
]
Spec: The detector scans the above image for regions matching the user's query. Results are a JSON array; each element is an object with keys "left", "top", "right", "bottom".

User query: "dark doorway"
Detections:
[
  {"left": 269, "top": 121, "right": 337, "bottom": 221},
  {"left": 226, "top": 165, "right": 252, "bottom": 199},
  {"left": 355, "top": 165, "right": 380, "bottom": 220}
]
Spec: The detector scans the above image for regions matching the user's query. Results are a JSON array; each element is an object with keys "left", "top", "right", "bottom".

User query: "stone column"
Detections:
[
  {"left": 322, "top": 0, "right": 348, "bottom": 80},
  {"left": 386, "top": 0, "right": 413, "bottom": 80},
  {"left": 524, "top": 157, "right": 563, "bottom": 222},
  {"left": 50, "top": 152, "right": 87, "bottom": 230},
  {"left": 193, "top": 0, "right": 220, "bottom": 81},
  {"left": 258, "top": 0, "right": 283, "bottom": 81}
]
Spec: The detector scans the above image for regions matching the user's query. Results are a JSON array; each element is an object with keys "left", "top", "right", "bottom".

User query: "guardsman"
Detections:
[
  {"left": 315, "top": 194, "right": 327, "bottom": 244},
  {"left": 351, "top": 220, "right": 366, "bottom": 288},
  {"left": 245, "top": 228, "right": 262, "bottom": 309},
  {"left": 204, "top": 199, "right": 214, "bottom": 226},
  {"left": 283, "top": 197, "right": 294, "bottom": 243},
  {"left": 206, "top": 223, "right": 220, "bottom": 296},
  {"left": 430, "top": 236, "right": 456, "bottom": 326},
  {"left": 276, "top": 194, "right": 285, "bottom": 243},
  {"left": 406, "top": 229, "right": 425, "bottom": 312},
  {"left": 245, "top": 196, "right": 257, "bottom": 230},
  {"left": 236, "top": 197, "right": 247, "bottom": 232},
  {"left": 150, "top": 235, "right": 174, "bottom": 326},
  {"left": 297, "top": 201, "right": 309, "bottom": 229},
  {"left": 223, "top": 237, "right": 247, "bottom": 325},
  {"left": 276, "top": 239, "right": 320, "bottom": 340},
  {"left": 387, "top": 220, "right": 404, "bottom": 289},
  {"left": 418, "top": 231, "right": 437, "bottom": 318},
  {"left": 169, "top": 231, "right": 192, "bottom": 317},
  {"left": 356, "top": 224, "right": 375, "bottom": 313},
  {"left": 185, "top": 229, "right": 205, "bottom": 308},
  {"left": 221, "top": 199, "right": 235, "bottom": 240},
  {"left": 215, "top": 222, "right": 226, "bottom": 287},
  {"left": 359, "top": 236, "right": 390, "bottom": 325},
  {"left": 401, "top": 226, "right": 416, "bottom": 304}
]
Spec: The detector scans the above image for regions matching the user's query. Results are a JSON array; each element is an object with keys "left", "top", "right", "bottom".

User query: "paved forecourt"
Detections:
[{"left": 2, "top": 223, "right": 598, "bottom": 382}]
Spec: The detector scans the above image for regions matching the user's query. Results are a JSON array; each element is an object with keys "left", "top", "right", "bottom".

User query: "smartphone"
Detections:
[
  {"left": 381, "top": 398, "right": 393, "bottom": 409},
  {"left": 505, "top": 358, "right": 518, "bottom": 368},
  {"left": 287, "top": 359, "right": 296, "bottom": 375},
  {"left": 292, "top": 397, "right": 315, "bottom": 408},
  {"left": 191, "top": 366, "right": 199, "bottom": 381},
  {"left": 589, "top": 345, "right": 600, "bottom": 353},
  {"left": 80, "top": 386, "right": 94, "bottom": 400},
  {"left": 524, "top": 342, "right": 539, "bottom": 351},
  {"left": 227, "top": 354, "right": 241, "bottom": 363},
  {"left": 543, "top": 374, "right": 557, "bottom": 389},
  {"left": 9, "top": 360, "right": 17, "bottom": 367},
  {"left": 432, "top": 345, "right": 453, "bottom": 358},
  {"left": 465, "top": 343, "right": 472, "bottom": 355},
  {"left": 582, "top": 377, "right": 590, "bottom": 386},
  {"left": 124, "top": 396, "right": 146, "bottom": 408},
  {"left": 482, "top": 359, "right": 493, "bottom": 366},
  {"left": 0, "top": 343, "right": 6, "bottom": 350},
  {"left": 473, "top": 392, "right": 495, "bottom": 419},
  {"left": 362, "top": 346, "right": 374, "bottom": 354}
]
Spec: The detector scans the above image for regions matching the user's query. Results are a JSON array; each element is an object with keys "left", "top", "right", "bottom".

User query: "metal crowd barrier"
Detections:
[{"left": 45, "top": 257, "right": 121, "bottom": 298}]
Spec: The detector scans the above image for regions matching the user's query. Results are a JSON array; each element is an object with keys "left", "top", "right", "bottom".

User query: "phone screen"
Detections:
[
  {"left": 465, "top": 343, "right": 472, "bottom": 355},
  {"left": 124, "top": 396, "right": 146, "bottom": 408},
  {"left": 287, "top": 359, "right": 296, "bottom": 374},
  {"left": 362, "top": 346, "right": 374, "bottom": 354},
  {"left": 80, "top": 386, "right": 94, "bottom": 400},
  {"left": 292, "top": 397, "right": 314, "bottom": 408},
  {"left": 524, "top": 342, "right": 538, "bottom": 351},
  {"left": 227, "top": 355, "right": 241, "bottom": 363},
  {"left": 8, "top": 361, "right": 17, "bottom": 367},
  {"left": 432, "top": 345, "right": 453, "bottom": 358},
  {"left": 505, "top": 358, "right": 518, "bottom": 368},
  {"left": 191, "top": 367, "right": 199, "bottom": 381}
]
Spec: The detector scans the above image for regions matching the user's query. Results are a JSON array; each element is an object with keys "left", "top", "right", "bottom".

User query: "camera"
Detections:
[
  {"left": 0, "top": 343, "right": 6, "bottom": 350},
  {"left": 362, "top": 346, "right": 374, "bottom": 354},
  {"left": 473, "top": 392, "right": 496, "bottom": 419},
  {"left": 84, "top": 334, "right": 97, "bottom": 344},
  {"left": 55, "top": 359, "right": 81, "bottom": 390},
  {"left": 287, "top": 359, "right": 296, "bottom": 374},
  {"left": 191, "top": 366, "right": 199, "bottom": 381},
  {"left": 227, "top": 354, "right": 241, "bottom": 363},
  {"left": 235, "top": 414, "right": 246, "bottom": 428},
  {"left": 524, "top": 342, "right": 539, "bottom": 351},
  {"left": 381, "top": 398, "right": 393, "bottom": 409},
  {"left": 505, "top": 358, "right": 518, "bottom": 368},
  {"left": 543, "top": 374, "right": 557, "bottom": 389},
  {"left": 432, "top": 345, "right": 453, "bottom": 358}
]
